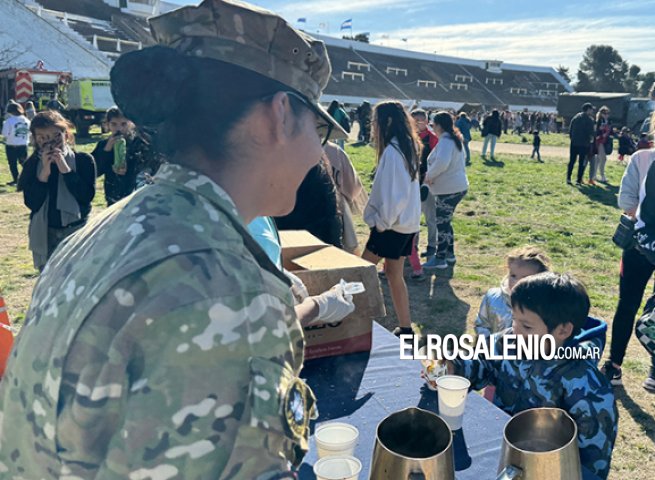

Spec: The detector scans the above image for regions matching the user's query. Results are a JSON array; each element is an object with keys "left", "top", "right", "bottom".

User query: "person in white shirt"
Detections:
[
  {"left": 363, "top": 101, "right": 421, "bottom": 336},
  {"left": 423, "top": 111, "right": 469, "bottom": 269},
  {"left": 1, "top": 103, "right": 31, "bottom": 186}
]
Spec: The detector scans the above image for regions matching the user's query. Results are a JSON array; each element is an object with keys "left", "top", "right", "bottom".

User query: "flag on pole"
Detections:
[
  {"left": 340, "top": 19, "right": 352, "bottom": 30},
  {"left": 297, "top": 17, "right": 306, "bottom": 23}
]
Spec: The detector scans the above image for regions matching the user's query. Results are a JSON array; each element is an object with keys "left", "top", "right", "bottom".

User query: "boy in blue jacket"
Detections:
[{"left": 452, "top": 272, "right": 617, "bottom": 479}]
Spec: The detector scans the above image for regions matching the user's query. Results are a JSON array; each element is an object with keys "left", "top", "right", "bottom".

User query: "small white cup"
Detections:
[
  {"left": 315, "top": 422, "right": 359, "bottom": 458},
  {"left": 314, "top": 455, "right": 362, "bottom": 480},
  {"left": 436, "top": 375, "right": 470, "bottom": 430}
]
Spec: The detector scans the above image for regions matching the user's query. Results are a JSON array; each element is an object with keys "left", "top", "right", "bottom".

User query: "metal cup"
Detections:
[
  {"left": 370, "top": 407, "right": 455, "bottom": 480},
  {"left": 497, "top": 408, "right": 582, "bottom": 480}
]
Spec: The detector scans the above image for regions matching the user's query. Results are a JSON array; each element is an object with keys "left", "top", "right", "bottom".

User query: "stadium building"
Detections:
[{"left": 317, "top": 34, "right": 572, "bottom": 112}]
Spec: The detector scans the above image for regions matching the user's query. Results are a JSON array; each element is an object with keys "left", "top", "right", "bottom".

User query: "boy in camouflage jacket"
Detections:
[{"left": 453, "top": 272, "right": 617, "bottom": 479}]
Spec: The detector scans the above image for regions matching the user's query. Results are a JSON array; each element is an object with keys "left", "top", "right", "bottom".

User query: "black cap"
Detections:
[{"left": 582, "top": 102, "right": 595, "bottom": 111}]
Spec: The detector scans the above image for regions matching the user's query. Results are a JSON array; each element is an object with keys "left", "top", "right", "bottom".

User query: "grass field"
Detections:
[{"left": 0, "top": 137, "right": 654, "bottom": 478}]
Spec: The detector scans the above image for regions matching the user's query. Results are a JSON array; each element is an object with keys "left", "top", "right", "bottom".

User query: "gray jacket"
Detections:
[
  {"left": 474, "top": 279, "right": 512, "bottom": 337},
  {"left": 618, "top": 149, "right": 655, "bottom": 213}
]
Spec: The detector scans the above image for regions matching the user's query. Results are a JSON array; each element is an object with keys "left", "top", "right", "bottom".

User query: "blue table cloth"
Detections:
[{"left": 297, "top": 322, "right": 601, "bottom": 480}]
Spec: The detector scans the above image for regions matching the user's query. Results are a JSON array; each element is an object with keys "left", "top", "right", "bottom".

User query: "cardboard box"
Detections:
[
  {"left": 278, "top": 230, "right": 328, "bottom": 260},
  {"left": 280, "top": 231, "right": 386, "bottom": 360}
]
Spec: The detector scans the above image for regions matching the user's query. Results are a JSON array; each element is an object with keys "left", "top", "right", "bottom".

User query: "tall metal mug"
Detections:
[
  {"left": 370, "top": 407, "right": 455, "bottom": 480},
  {"left": 496, "top": 407, "right": 582, "bottom": 480}
]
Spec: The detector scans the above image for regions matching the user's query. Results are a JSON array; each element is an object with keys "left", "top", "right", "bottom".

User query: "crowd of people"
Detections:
[
  {"left": 567, "top": 102, "right": 653, "bottom": 186},
  {"left": 0, "top": 1, "right": 654, "bottom": 479}
]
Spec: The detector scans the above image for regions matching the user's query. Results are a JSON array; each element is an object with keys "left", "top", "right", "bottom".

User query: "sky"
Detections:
[{"left": 165, "top": 0, "right": 655, "bottom": 77}]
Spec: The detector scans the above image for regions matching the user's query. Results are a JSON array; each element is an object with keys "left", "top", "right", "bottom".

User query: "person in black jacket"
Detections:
[
  {"left": 567, "top": 102, "right": 595, "bottom": 185},
  {"left": 356, "top": 101, "right": 372, "bottom": 143},
  {"left": 18, "top": 111, "right": 96, "bottom": 271},
  {"left": 274, "top": 155, "right": 343, "bottom": 248},
  {"left": 481, "top": 109, "right": 502, "bottom": 160},
  {"left": 92, "top": 107, "right": 159, "bottom": 206}
]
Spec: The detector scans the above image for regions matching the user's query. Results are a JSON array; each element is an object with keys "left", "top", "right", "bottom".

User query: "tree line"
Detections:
[{"left": 557, "top": 45, "right": 654, "bottom": 97}]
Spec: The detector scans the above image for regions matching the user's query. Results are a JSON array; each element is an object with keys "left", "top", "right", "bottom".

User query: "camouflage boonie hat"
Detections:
[{"left": 149, "top": 0, "right": 347, "bottom": 140}]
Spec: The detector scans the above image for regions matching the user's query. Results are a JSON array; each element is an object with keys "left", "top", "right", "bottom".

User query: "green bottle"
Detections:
[{"left": 113, "top": 137, "right": 127, "bottom": 171}]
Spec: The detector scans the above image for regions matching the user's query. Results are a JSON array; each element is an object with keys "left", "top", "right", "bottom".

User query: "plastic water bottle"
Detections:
[{"left": 113, "top": 136, "right": 127, "bottom": 171}]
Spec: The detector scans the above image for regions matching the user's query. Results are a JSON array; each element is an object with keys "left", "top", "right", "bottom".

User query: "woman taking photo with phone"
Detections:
[{"left": 18, "top": 110, "right": 96, "bottom": 271}]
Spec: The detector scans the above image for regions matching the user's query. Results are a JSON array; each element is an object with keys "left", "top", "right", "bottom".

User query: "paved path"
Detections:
[{"left": 469, "top": 140, "right": 569, "bottom": 159}]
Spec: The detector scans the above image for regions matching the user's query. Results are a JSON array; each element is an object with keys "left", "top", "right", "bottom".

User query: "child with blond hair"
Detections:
[{"left": 475, "top": 246, "right": 551, "bottom": 337}]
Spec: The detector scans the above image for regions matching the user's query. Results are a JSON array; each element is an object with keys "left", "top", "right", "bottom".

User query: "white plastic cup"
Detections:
[
  {"left": 436, "top": 375, "right": 470, "bottom": 430},
  {"left": 315, "top": 422, "right": 359, "bottom": 458},
  {"left": 313, "top": 455, "right": 362, "bottom": 480}
]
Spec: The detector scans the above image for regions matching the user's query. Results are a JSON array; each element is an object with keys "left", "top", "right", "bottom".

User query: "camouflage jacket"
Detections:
[
  {"left": 474, "top": 280, "right": 512, "bottom": 338},
  {"left": 0, "top": 163, "right": 316, "bottom": 479},
  {"left": 453, "top": 321, "right": 617, "bottom": 480}
]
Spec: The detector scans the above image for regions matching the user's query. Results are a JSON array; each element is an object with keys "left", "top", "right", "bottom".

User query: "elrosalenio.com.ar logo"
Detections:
[{"left": 399, "top": 334, "right": 602, "bottom": 362}]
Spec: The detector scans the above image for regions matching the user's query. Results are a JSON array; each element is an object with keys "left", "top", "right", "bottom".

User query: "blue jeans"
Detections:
[{"left": 482, "top": 134, "right": 498, "bottom": 157}]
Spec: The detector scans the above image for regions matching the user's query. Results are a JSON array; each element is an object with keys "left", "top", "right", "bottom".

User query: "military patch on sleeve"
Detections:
[{"left": 284, "top": 378, "right": 310, "bottom": 438}]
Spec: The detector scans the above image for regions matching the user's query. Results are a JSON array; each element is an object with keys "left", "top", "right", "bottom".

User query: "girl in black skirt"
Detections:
[{"left": 363, "top": 101, "right": 421, "bottom": 336}]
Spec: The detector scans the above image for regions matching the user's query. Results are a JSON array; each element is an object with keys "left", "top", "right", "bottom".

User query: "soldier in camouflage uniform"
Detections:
[
  {"left": 452, "top": 273, "right": 618, "bottom": 479},
  {"left": 0, "top": 1, "right": 348, "bottom": 478}
]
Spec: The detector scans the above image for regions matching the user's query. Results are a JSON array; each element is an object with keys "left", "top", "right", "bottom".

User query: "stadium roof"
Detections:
[
  {"left": 314, "top": 33, "right": 572, "bottom": 86},
  {"left": 0, "top": 0, "right": 111, "bottom": 78}
]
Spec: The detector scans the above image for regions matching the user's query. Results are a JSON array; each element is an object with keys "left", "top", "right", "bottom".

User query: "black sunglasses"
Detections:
[{"left": 262, "top": 91, "right": 334, "bottom": 146}]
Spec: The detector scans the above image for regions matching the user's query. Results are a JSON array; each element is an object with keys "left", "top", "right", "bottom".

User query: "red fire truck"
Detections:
[{"left": 0, "top": 66, "right": 72, "bottom": 112}]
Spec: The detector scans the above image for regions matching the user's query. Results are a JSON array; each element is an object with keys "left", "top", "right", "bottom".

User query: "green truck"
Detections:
[
  {"left": 557, "top": 92, "right": 654, "bottom": 132},
  {"left": 66, "top": 79, "right": 114, "bottom": 137}
]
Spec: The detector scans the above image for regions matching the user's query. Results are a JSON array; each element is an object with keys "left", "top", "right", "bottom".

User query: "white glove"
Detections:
[
  {"left": 284, "top": 270, "right": 309, "bottom": 304},
  {"left": 312, "top": 284, "right": 356, "bottom": 323}
]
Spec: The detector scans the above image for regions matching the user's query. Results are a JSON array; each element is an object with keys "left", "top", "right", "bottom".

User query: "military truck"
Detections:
[
  {"left": 557, "top": 92, "right": 654, "bottom": 132},
  {"left": 66, "top": 79, "right": 114, "bottom": 137}
]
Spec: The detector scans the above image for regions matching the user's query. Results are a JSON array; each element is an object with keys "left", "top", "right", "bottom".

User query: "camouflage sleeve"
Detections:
[
  {"left": 451, "top": 343, "right": 498, "bottom": 391},
  {"left": 561, "top": 365, "right": 618, "bottom": 480},
  {"left": 474, "top": 293, "right": 493, "bottom": 338},
  {"left": 87, "top": 293, "right": 313, "bottom": 480},
  {"left": 78, "top": 257, "right": 314, "bottom": 480}
]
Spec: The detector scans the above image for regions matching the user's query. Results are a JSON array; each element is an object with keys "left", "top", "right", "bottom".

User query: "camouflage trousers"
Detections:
[{"left": 433, "top": 190, "right": 467, "bottom": 260}]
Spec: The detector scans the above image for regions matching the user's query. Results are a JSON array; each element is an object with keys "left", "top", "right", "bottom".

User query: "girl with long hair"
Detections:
[
  {"left": 363, "top": 100, "right": 421, "bottom": 336},
  {"left": 592, "top": 106, "right": 613, "bottom": 184},
  {"left": 423, "top": 111, "right": 469, "bottom": 269}
]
